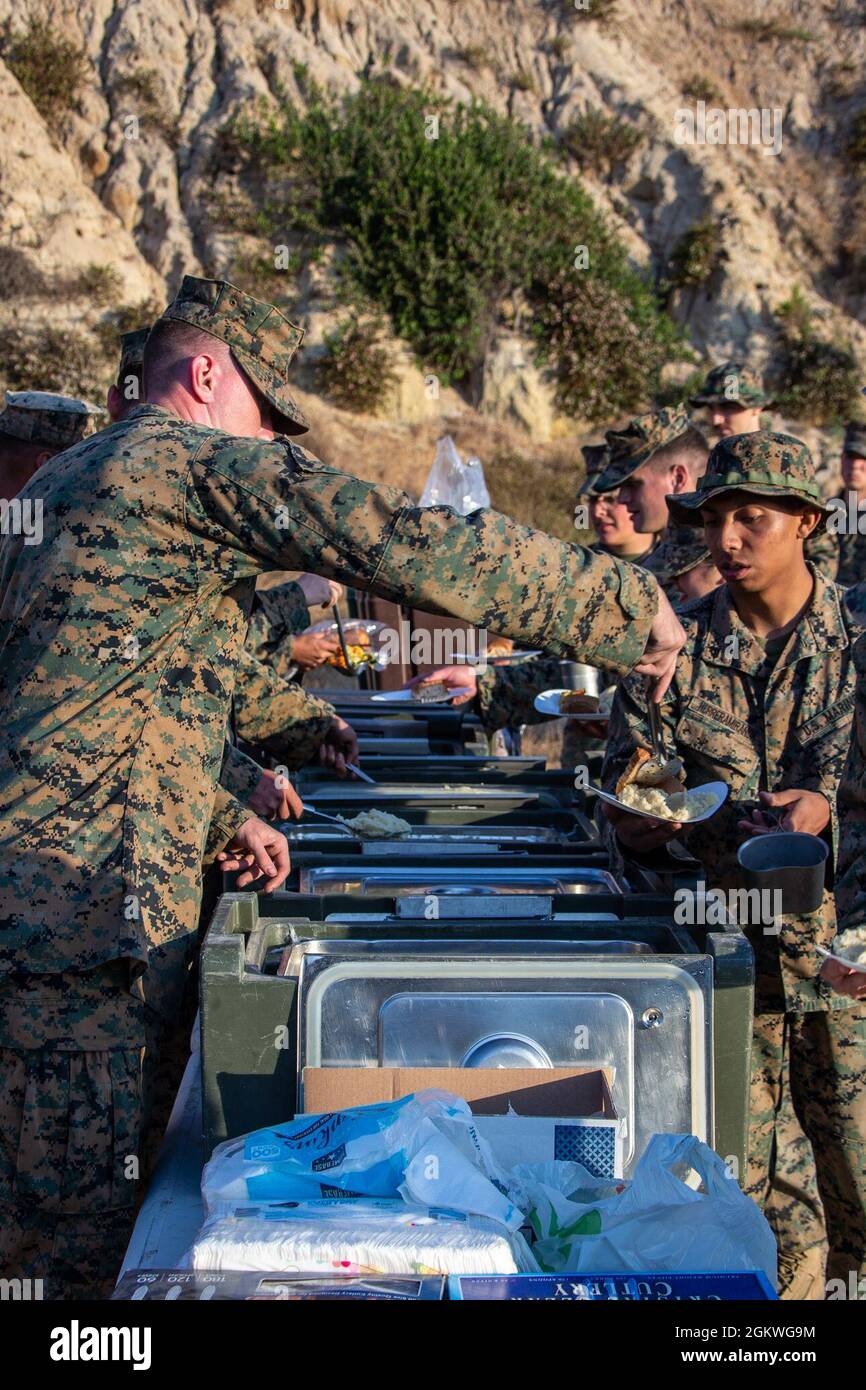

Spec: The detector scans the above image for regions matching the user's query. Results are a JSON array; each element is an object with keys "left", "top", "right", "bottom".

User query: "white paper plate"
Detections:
[
  {"left": 816, "top": 944, "right": 866, "bottom": 973},
  {"left": 590, "top": 780, "right": 729, "bottom": 824},
  {"left": 371, "top": 688, "right": 461, "bottom": 704},
  {"left": 533, "top": 689, "right": 609, "bottom": 720}
]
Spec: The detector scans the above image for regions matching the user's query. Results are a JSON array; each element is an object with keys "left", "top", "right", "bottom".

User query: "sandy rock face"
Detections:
[{"left": 0, "top": 0, "right": 863, "bottom": 445}]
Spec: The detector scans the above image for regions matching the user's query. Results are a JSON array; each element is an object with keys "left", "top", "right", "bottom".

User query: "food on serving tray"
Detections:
[
  {"left": 832, "top": 926, "right": 866, "bottom": 966},
  {"left": 327, "top": 642, "right": 378, "bottom": 671},
  {"left": 412, "top": 680, "right": 450, "bottom": 703},
  {"left": 486, "top": 637, "right": 514, "bottom": 658},
  {"left": 560, "top": 688, "right": 598, "bottom": 715},
  {"left": 336, "top": 809, "right": 413, "bottom": 838}
]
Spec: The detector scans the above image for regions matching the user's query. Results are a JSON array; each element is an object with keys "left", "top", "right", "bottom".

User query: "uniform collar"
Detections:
[{"left": 702, "top": 565, "right": 850, "bottom": 674}]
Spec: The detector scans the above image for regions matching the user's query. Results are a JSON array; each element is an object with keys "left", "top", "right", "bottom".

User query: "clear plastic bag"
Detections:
[
  {"left": 419, "top": 436, "right": 491, "bottom": 514},
  {"left": 514, "top": 1135, "right": 777, "bottom": 1287},
  {"left": 202, "top": 1090, "right": 521, "bottom": 1230}
]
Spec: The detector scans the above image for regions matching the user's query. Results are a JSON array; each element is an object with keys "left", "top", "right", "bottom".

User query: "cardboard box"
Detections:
[{"left": 302, "top": 1067, "right": 623, "bottom": 1179}]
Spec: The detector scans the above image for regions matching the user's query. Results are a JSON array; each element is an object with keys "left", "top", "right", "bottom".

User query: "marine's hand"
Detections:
[
  {"left": 603, "top": 799, "right": 683, "bottom": 851},
  {"left": 738, "top": 788, "right": 830, "bottom": 837},
  {"left": 292, "top": 631, "right": 341, "bottom": 669},
  {"left": 297, "top": 574, "right": 344, "bottom": 609},
  {"left": 318, "top": 716, "right": 359, "bottom": 776},
  {"left": 633, "top": 588, "right": 686, "bottom": 701},
  {"left": 247, "top": 768, "right": 303, "bottom": 821},
  {"left": 216, "top": 817, "right": 291, "bottom": 891},
  {"left": 819, "top": 956, "right": 866, "bottom": 1001},
  {"left": 404, "top": 665, "right": 478, "bottom": 705}
]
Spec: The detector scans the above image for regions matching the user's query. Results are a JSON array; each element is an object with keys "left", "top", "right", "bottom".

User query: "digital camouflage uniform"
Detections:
[
  {"left": 115, "top": 329, "right": 328, "bottom": 770},
  {"left": 602, "top": 432, "right": 866, "bottom": 1295},
  {"left": 473, "top": 442, "right": 657, "bottom": 764},
  {"left": 245, "top": 579, "right": 310, "bottom": 683},
  {"left": 0, "top": 276, "right": 662, "bottom": 1297}
]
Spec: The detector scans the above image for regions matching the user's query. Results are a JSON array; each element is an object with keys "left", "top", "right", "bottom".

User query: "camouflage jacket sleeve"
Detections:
[
  {"left": 830, "top": 630, "right": 866, "bottom": 934},
  {"left": 247, "top": 581, "right": 311, "bottom": 680},
  {"left": 475, "top": 656, "right": 565, "bottom": 732},
  {"left": 188, "top": 437, "right": 660, "bottom": 675},
  {"left": 805, "top": 526, "right": 839, "bottom": 581},
  {"left": 233, "top": 648, "right": 336, "bottom": 766}
]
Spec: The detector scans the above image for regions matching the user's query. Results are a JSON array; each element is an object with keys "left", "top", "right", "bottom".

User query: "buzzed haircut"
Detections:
[
  {"left": 143, "top": 320, "right": 230, "bottom": 396},
  {"left": 648, "top": 426, "right": 709, "bottom": 483}
]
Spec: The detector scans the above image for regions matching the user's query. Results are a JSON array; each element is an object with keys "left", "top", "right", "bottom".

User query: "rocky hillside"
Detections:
[{"left": 1, "top": 0, "right": 865, "bottom": 509}]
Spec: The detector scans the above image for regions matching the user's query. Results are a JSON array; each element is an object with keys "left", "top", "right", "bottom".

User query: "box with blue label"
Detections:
[
  {"left": 301, "top": 1067, "right": 623, "bottom": 1180},
  {"left": 448, "top": 1272, "right": 777, "bottom": 1301}
]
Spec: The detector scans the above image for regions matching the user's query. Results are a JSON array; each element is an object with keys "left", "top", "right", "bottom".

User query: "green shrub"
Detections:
[
  {"left": 0, "top": 246, "right": 49, "bottom": 296},
  {"left": 73, "top": 263, "right": 124, "bottom": 307},
  {"left": 667, "top": 219, "right": 725, "bottom": 290},
  {"left": 561, "top": 108, "right": 643, "bottom": 176},
  {"left": 114, "top": 68, "right": 180, "bottom": 144},
  {"left": 0, "top": 17, "right": 88, "bottom": 124},
  {"left": 453, "top": 45, "right": 492, "bottom": 71},
  {"left": 220, "top": 81, "right": 677, "bottom": 418},
  {"left": 315, "top": 317, "right": 398, "bottom": 413},
  {"left": 547, "top": 34, "right": 572, "bottom": 61},
  {"left": 682, "top": 77, "right": 723, "bottom": 104},
  {"left": 0, "top": 325, "right": 107, "bottom": 399},
  {"left": 93, "top": 298, "right": 165, "bottom": 356},
  {"left": 848, "top": 110, "right": 866, "bottom": 164},
  {"left": 568, "top": 0, "right": 620, "bottom": 26},
  {"left": 510, "top": 68, "right": 536, "bottom": 93},
  {"left": 777, "top": 338, "right": 861, "bottom": 426},
  {"left": 774, "top": 287, "right": 861, "bottom": 426},
  {"left": 731, "top": 19, "right": 812, "bottom": 42}
]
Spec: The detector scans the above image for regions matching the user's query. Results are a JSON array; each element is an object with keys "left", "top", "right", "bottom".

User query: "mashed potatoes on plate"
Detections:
[
  {"left": 618, "top": 784, "right": 718, "bottom": 822},
  {"left": 832, "top": 927, "right": 866, "bottom": 966}
]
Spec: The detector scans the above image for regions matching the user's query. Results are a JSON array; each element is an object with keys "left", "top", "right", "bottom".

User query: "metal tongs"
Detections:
[
  {"left": 646, "top": 681, "right": 666, "bottom": 764},
  {"left": 332, "top": 602, "right": 356, "bottom": 674}
]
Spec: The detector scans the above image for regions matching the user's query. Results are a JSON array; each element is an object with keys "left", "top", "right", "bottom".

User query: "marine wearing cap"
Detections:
[
  {"left": 592, "top": 407, "right": 692, "bottom": 495},
  {"left": 0, "top": 390, "right": 104, "bottom": 501},
  {"left": 689, "top": 360, "right": 774, "bottom": 410},
  {"left": 153, "top": 275, "right": 309, "bottom": 435},
  {"left": 0, "top": 390, "right": 103, "bottom": 449},
  {"left": 667, "top": 430, "right": 829, "bottom": 527}
]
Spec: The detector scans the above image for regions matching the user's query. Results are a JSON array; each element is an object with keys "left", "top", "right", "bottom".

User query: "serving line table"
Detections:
[{"left": 120, "top": 1024, "right": 205, "bottom": 1276}]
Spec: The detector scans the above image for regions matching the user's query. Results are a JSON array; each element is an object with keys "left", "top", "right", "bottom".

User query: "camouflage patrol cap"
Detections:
[
  {"left": 642, "top": 525, "right": 711, "bottom": 583},
  {"left": 667, "top": 430, "right": 829, "bottom": 527},
  {"left": 592, "top": 407, "right": 691, "bottom": 494},
  {"left": 0, "top": 390, "right": 104, "bottom": 449},
  {"left": 843, "top": 421, "right": 866, "bottom": 460},
  {"left": 117, "top": 327, "right": 150, "bottom": 384},
  {"left": 577, "top": 441, "right": 609, "bottom": 497},
  {"left": 157, "top": 276, "right": 309, "bottom": 435},
  {"left": 689, "top": 360, "right": 773, "bottom": 409}
]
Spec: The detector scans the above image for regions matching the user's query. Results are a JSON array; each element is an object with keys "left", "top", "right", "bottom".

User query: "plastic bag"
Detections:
[
  {"left": 516, "top": 1135, "right": 777, "bottom": 1287},
  {"left": 419, "top": 436, "right": 491, "bottom": 514},
  {"left": 188, "top": 1202, "right": 537, "bottom": 1276},
  {"left": 202, "top": 1090, "right": 521, "bottom": 1230}
]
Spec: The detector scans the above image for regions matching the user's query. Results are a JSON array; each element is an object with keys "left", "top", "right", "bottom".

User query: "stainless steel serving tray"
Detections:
[
  {"left": 293, "top": 940, "right": 713, "bottom": 1172},
  {"left": 295, "top": 866, "right": 621, "bottom": 895}
]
